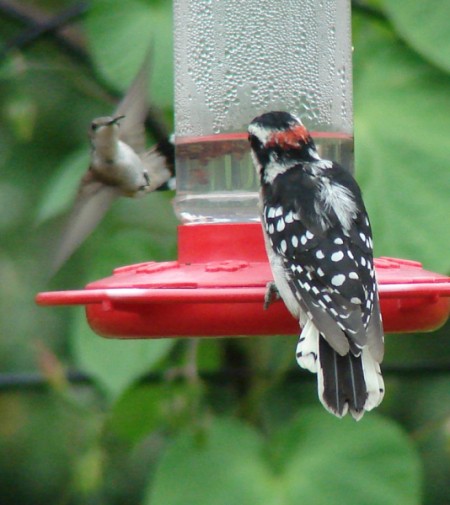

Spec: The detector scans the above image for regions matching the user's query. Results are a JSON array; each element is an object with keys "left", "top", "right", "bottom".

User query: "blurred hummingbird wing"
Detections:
[
  {"left": 50, "top": 174, "right": 120, "bottom": 276},
  {"left": 141, "top": 138, "right": 176, "bottom": 192},
  {"left": 115, "top": 47, "right": 153, "bottom": 153}
]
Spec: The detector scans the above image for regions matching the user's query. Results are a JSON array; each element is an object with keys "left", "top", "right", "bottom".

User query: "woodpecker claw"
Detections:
[{"left": 264, "top": 281, "right": 280, "bottom": 310}]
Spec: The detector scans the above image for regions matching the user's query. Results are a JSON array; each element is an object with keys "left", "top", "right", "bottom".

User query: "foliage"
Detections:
[
  {"left": 0, "top": 1, "right": 448, "bottom": 505},
  {"left": 149, "top": 413, "right": 421, "bottom": 505}
]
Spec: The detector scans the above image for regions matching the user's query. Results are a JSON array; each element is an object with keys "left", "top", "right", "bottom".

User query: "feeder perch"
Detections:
[{"left": 36, "top": 0, "right": 450, "bottom": 337}]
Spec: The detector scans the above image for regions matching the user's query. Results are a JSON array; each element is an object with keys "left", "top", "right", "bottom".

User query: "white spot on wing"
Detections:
[
  {"left": 331, "top": 274, "right": 346, "bottom": 286},
  {"left": 285, "top": 211, "right": 294, "bottom": 223},
  {"left": 331, "top": 251, "right": 344, "bottom": 262},
  {"left": 276, "top": 219, "right": 285, "bottom": 231}
]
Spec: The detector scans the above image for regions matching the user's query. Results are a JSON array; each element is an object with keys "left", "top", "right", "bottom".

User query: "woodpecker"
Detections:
[
  {"left": 51, "top": 51, "right": 174, "bottom": 276},
  {"left": 248, "top": 111, "right": 384, "bottom": 420}
]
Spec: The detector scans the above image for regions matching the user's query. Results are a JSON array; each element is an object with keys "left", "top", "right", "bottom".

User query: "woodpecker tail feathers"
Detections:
[{"left": 296, "top": 323, "right": 384, "bottom": 420}]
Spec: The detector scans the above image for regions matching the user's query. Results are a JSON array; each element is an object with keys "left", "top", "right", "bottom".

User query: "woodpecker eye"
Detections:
[{"left": 249, "top": 134, "right": 263, "bottom": 152}]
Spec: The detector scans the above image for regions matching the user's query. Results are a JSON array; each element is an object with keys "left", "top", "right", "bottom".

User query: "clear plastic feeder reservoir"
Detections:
[{"left": 173, "top": 0, "right": 354, "bottom": 223}]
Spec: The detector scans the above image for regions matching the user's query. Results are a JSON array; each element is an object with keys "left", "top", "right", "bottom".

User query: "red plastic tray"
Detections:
[{"left": 36, "top": 223, "right": 450, "bottom": 338}]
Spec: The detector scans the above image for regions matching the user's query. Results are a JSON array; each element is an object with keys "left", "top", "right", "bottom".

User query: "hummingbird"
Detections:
[{"left": 50, "top": 51, "right": 175, "bottom": 276}]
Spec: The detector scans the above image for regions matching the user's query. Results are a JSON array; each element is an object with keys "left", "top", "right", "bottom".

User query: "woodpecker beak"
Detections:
[{"left": 108, "top": 115, "right": 126, "bottom": 125}]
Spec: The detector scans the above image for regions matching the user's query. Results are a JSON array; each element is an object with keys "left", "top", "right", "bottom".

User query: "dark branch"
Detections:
[
  {"left": 0, "top": 1, "right": 90, "bottom": 65},
  {"left": 0, "top": 363, "right": 448, "bottom": 392}
]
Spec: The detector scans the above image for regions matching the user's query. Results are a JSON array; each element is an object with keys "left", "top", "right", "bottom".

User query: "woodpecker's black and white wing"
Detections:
[{"left": 262, "top": 162, "right": 384, "bottom": 420}]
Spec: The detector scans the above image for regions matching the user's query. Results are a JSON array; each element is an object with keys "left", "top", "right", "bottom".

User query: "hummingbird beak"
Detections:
[{"left": 108, "top": 115, "right": 126, "bottom": 125}]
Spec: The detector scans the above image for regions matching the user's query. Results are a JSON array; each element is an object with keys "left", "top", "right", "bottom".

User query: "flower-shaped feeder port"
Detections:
[{"left": 36, "top": 223, "right": 450, "bottom": 338}]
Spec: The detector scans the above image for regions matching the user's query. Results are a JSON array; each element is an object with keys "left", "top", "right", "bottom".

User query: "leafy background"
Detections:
[{"left": 0, "top": 0, "right": 449, "bottom": 504}]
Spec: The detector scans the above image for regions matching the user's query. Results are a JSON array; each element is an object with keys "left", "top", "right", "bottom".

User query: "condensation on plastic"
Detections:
[
  {"left": 173, "top": 0, "right": 354, "bottom": 223},
  {"left": 173, "top": 0, "right": 353, "bottom": 137}
]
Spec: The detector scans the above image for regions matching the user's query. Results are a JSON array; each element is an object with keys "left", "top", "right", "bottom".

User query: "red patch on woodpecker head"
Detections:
[{"left": 267, "top": 125, "right": 311, "bottom": 149}]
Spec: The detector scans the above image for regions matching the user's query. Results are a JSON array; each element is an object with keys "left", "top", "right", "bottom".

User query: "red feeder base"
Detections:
[{"left": 36, "top": 223, "right": 450, "bottom": 338}]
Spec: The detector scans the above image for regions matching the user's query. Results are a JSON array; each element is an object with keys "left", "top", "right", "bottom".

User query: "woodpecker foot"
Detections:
[{"left": 264, "top": 281, "right": 280, "bottom": 310}]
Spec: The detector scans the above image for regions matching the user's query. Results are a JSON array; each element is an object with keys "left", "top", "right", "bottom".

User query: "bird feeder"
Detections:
[{"left": 36, "top": 0, "right": 450, "bottom": 336}]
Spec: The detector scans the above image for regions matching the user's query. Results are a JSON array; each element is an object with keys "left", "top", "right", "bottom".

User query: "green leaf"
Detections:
[
  {"left": 381, "top": 0, "right": 450, "bottom": 72},
  {"left": 35, "top": 149, "right": 89, "bottom": 224},
  {"left": 85, "top": 0, "right": 153, "bottom": 89},
  {"left": 84, "top": 0, "right": 173, "bottom": 108},
  {"left": 147, "top": 2, "right": 173, "bottom": 109},
  {"left": 107, "top": 382, "right": 204, "bottom": 444},
  {"left": 107, "top": 385, "right": 175, "bottom": 443},
  {"left": 72, "top": 311, "right": 175, "bottom": 401},
  {"left": 0, "top": 181, "right": 26, "bottom": 231},
  {"left": 149, "top": 418, "right": 272, "bottom": 505},
  {"left": 147, "top": 411, "right": 422, "bottom": 505},
  {"left": 274, "top": 411, "right": 422, "bottom": 505},
  {"left": 354, "top": 23, "right": 450, "bottom": 273},
  {"left": 4, "top": 93, "right": 37, "bottom": 141},
  {"left": 77, "top": 191, "right": 177, "bottom": 274}
]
